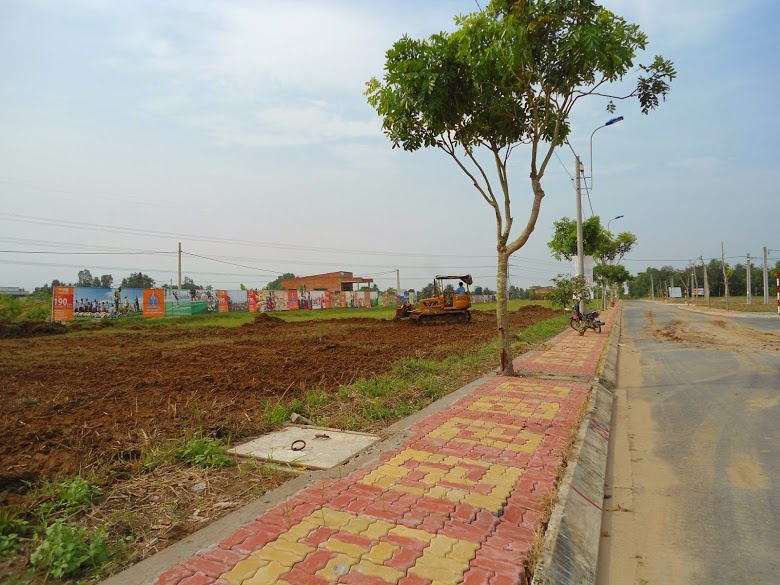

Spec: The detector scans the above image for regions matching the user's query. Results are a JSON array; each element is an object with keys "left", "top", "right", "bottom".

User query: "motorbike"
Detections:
[{"left": 569, "top": 304, "right": 604, "bottom": 334}]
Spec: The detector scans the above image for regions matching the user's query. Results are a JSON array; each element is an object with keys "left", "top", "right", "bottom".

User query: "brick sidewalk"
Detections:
[{"left": 151, "top": 309, "right": 615, "bottom": 585}]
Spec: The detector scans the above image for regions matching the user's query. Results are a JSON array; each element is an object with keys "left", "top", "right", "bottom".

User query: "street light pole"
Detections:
[
  {"left": 576, "top": 117, "right": 625, "bottom": 319},
  {"left": 575, "top": 156, "right": 586, "bottom": 317}
]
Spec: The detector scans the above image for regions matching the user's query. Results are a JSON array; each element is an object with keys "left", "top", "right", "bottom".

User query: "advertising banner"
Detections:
[
  {"left": 165, "top": 289, "right": 192, "bottom": 317},
  {"left": 311, "top": 290, "right": 325, "bottom": 309},
  {"left": 52, "top": 286, "right": 74, "bottom": 322},
  {"left": 143, "top": 289, "right": 165, "bottom": 318},
  {"left": 227, "top": 290, "right": 248, "bottom": 312},
  {"left": 248, "top": 290, "right": 258, "bottom": 312},
  {"left": 323, "top": 291, "right": 332, "bottom": 309},
  {"left": 287, "top": 290, "right": 299, "bottom": 311},
  {"left": 217, "top": 290, "right": 230, "bottom": 313}
]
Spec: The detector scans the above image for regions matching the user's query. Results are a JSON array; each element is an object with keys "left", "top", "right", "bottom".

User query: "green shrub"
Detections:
[
  {"left": 0, "top": 510, "right": 31, "bottom": 558},
  {"left": 177, "top": 434, "right": 233, "bottom": 468},
  {"left": 30, "top": 521, "right": 109, "bottom": 579},
  {"left": 35, "top": 477, "right": 103, "bottom": 521},
  {"left": 0, "top": 295, "right": 23, "bottom": 321}
]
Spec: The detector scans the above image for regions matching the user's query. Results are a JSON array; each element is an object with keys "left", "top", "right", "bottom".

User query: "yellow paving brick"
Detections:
[
  {"left": 409, "top": 554, "right": 465, "bottom": 582},
  {"left": 464, "top": 493, "right": 504, "bottom": 512},
  {"left": 394, "top": 484, "right": 425, "bottom": 496},
  {"left": 378, "top": 464, "right": 410, "bottom": 478},
  {"left": 426, "top": 485, "right": 449, "bottom": 499},
  {"left": 425, "top": 534, "right": 458, "bottom": 558},
  {"left": 389, "top": 525, "right": 436, "bottom": 542},
  {"left": 277, "top": 519, "right": 320, "bottom": 542},
  {"left": 447, "top": 539, "right": 480, "bottom": 562},
  {"left": 319, "top": 508, "right": 354, "bottom": 529},
  {"left": 359, "top": 519, "right": 394, "bottom": 541},
  {"left": 253, "top": 542, "right": 312, "bottom": 567},
  {"left": 344, "top": 515, "right": 375, "bottom": 534},
  {"left": 363, "top": 541, "right": 398, "bottom": 564},
  {"left": 352, "top": 559, "right": 405, "bottom": 583},
  {"left": 255, "top": 538, "right": 314, "bottom": 559},
  {"left": 316, "top": 553, "right": 360, "bottom": 581},
  {"left": 375, "top": 475, "right": 400, "bottom": 489},
  {"left": 220, "top": 556, "right": 268, "bottom": 585},
  {"left": 321, "top": 538, "right": 367, "bottom": 558},
  {"left": 243, "top": 560, "right": 289, "bottom": 585}
]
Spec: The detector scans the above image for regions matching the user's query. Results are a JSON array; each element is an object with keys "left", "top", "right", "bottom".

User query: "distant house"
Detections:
[
  {"left": 533, "top": 286, "right": 553, "bottom": 300},
  {"left": 280, "top": 271, "right": 374, "bottom": 292},
  {"left": 0, "top": 287, "right": 29, "bottom": 298}
]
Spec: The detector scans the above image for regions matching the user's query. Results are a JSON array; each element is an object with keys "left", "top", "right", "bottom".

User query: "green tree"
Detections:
[
  {"left": 367, "top": 0, "right": 673, "bottom": 374},
  {"left": 32, "top": 284, "right": 53, "bottom": 299},
  {"left": 419, "top": 282, "right": 436, "bottom": 299},
  {"left": 99, "top": 274, "right": 113, "bottom": 288},
  {"left": 266, "top": 273, "right": 296, "bottom": 291},
  {"left": 76, "top": 269, "right": 94, "bottom": 287},
  {"left": 121, "top": 272, "right": 156, "bottom": 288},
  {"left": 181, "top": 276, "right": 204, "bottom": 291},
  {"left": 545, "top": 274, "right": 589, "bottom": 310},
  {"left": 473, "top": 286, "right": 484, "bottom": 296}
]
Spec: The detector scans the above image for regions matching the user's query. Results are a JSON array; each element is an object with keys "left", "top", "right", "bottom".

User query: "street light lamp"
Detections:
[
  {"left": 589, "top": 116, "right": 624, "bottom": 191},
  {"left": 607, "top": 215, "right": 624, "bottom": 232}
]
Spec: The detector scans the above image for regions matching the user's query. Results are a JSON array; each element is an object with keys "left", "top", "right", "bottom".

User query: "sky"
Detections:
[{"left": 1, "top": 0, "right": 779, "bottom": 293}]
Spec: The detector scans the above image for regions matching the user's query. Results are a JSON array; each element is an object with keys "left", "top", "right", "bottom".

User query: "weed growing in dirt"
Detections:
[
  {"left": 177, "top": 434, "right": 233, "bottom": 468},
  {"left": 34, "top": 476, "right": 103, "bottom": 521},
  {"left": 30, "top": 520, "right": 110, "bottom": 579},
  {"left": 0, "top": 510, "right": 31, "bottom": 558},
  {"left": 263, "top": 399, "right": 305, "bottom": 425}
]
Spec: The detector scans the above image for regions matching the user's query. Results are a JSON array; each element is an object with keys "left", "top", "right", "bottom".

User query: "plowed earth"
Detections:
[{"left": 0, "top": 306, "right": 559, "bottom": 503}]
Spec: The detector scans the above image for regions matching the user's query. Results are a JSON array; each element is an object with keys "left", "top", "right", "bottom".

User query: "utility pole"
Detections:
[
  {"left": 178, "top": 242, "right": 182, "bottom": 293},
  {"left": 396, "top": 269, "right": 401, "bottom": 304},
  {"left": 692, "top": 266, "right": 699, "bottom": 307},
  {"left": 746, "top": 253, "right": 751, "bottom": 304},
  {"left": 700, "top": 256, "right": 710, "bottom": 308},
  {"left": 575, "top": 155, "right": 587, "bottom": 316},
  {"left": 763, "top": 246, "right": 769, "bottom": 304},
  {"left": 721, "top": 242, "right": 729, "bottom": 311}
]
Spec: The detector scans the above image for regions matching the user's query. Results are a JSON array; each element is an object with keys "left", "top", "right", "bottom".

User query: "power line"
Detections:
[{"left": 0, "top": 213, "right": 499, "bottom": 259}]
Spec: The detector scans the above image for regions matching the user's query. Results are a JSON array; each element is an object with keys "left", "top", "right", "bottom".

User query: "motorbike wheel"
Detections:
[
  {"left": 592, "top": 322, "right": 602, "bottom": 333},
  {"left": 569, "top": 317, "right": 579, "bottom": 331}
]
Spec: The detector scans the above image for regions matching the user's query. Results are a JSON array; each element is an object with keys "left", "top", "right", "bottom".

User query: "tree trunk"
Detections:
[{"left": 496, "top": 250, "right": 513, "bottom": 375}]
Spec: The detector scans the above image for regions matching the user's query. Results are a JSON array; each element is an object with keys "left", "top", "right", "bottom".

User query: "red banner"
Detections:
[
  {"left": 52, "top": 286, "right": 74, "bottom": 322},
  {"left": 143, "top": 289, "right": 165, "bottom": 318},
  {"left": 217, "top": 290, "right": 229, "bottom": 313},
  {"left": 287, "top": 290, "right": 299, "bottom": 311},
  {"left": 324, "top": 291, "right": 332, "bottom": 309},
  {"left": 248, "top": 290, "right": 258, "bottom": 313}
]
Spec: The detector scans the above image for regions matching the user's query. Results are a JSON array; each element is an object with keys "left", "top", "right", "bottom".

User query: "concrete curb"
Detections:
[{"left": 531, "top": 304, "right": 622, "bottom": 585}]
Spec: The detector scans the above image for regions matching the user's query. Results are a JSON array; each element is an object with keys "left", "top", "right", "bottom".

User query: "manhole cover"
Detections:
[{"left": 229, "top": 425, "right": 379, "bottom": 469}]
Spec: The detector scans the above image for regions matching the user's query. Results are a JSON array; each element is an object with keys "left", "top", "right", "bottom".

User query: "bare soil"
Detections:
[{"left": 0, "top": 306, "right": 558, "bottom": 504}]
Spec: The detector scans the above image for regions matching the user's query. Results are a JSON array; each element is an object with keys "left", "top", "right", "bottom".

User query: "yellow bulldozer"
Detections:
[{"left": 394, "top": 274, "right": 472, "bottom": 325}]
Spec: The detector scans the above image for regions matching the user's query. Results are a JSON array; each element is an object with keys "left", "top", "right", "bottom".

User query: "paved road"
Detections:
[{"left": 597, "top": 301, "right": 780, "bottom": 585}]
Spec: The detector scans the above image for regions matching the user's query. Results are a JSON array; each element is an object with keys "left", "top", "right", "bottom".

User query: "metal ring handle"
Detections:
[{"left": 290, "top": 439, "right": 306, "bottom": 451}]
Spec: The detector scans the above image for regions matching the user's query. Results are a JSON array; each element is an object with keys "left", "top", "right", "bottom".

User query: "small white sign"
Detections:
[{"left": 668, "top": 287, "right": 683, "bottom": 298}]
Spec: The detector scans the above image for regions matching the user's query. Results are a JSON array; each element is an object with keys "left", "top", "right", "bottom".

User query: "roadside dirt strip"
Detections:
[{"left": 109, "top": 310, "right": 617, "bottom": 585}]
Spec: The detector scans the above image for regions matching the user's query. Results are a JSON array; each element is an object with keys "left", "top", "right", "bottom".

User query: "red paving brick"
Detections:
[{"left": 145, "top": 307, "right": 616, "bottom": 585}]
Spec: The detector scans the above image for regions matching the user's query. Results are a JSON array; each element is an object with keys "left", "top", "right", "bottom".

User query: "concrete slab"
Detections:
[{"left": 228, "top": 425, "right": 379, "bottom": 470}]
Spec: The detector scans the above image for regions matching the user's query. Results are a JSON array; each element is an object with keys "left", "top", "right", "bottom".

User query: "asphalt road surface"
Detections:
[{"left": 596, "top": 301, "right": 780, "bottom": 585}]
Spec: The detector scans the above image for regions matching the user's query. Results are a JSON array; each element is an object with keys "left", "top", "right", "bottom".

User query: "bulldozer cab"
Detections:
[{"left": 434, "top": 275, "right": 472, "bottom": 308}]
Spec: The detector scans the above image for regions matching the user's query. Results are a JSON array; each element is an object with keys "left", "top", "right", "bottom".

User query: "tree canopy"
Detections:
[
  {"left": 266, "top": 273, "right": 296, "bottom": 291},
  {"left": 121, "top": 272, "right": 156, "bottom": 289},
  {"left": 367, "top": 0, "right": 673, "bottom": 374}
]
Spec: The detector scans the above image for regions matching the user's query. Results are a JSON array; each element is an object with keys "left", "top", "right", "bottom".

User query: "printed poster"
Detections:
[
  {"left": 217, "top": 290, "right": 230, "bottom": 313},
  {"left": 52, "top": 286, "right": 74, "bottom": 322},
  {"left": 143, "top": 289, "right": 165, "bottom": 318}
]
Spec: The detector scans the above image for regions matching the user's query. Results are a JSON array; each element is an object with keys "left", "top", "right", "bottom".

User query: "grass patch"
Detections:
[
  {"left": 176, "top": 433, "right": 233, "bottom": 468},
  {"left": 33, "top": 476, "right": 103, "bottom": 522},
  {"left": 514, "top": 313, "right": 571, "bottom": 346}
]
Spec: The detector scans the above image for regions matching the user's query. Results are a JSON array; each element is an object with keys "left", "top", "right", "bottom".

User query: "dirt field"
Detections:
[{"left": 0, "top": 306, "right": 559, "bottom": 504}]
